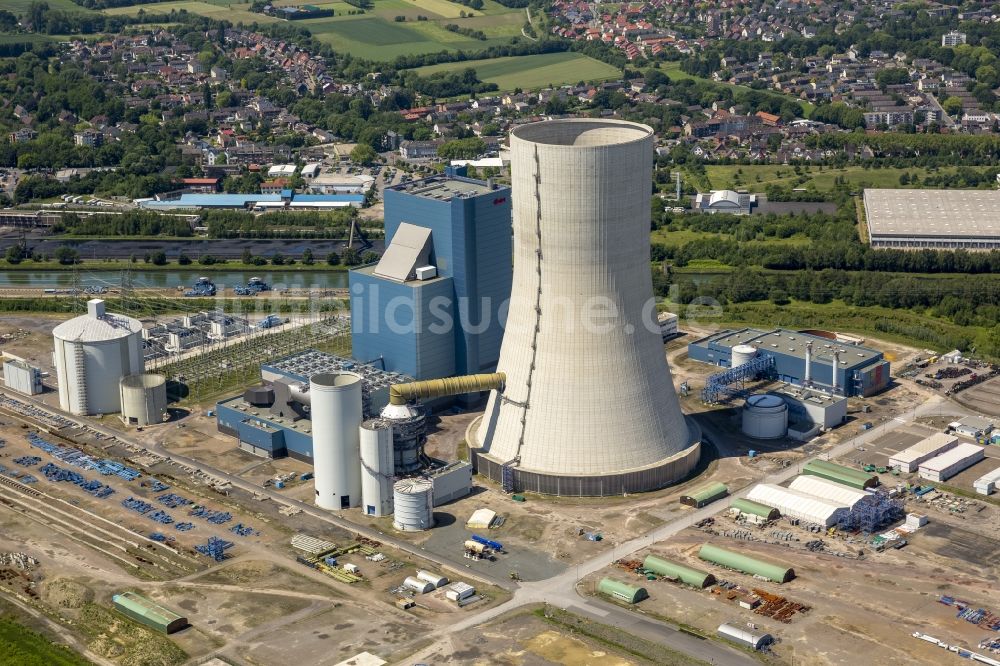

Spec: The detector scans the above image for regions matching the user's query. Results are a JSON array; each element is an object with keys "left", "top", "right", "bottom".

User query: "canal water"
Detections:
[{"left": 0, "top": 270, "right": 350, "bottom": 290}]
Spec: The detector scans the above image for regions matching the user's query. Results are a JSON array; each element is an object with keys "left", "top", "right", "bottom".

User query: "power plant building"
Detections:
[
  {"left": 350, "top": 168, "right": 512, "bottom": 386},
  {"left": 688, "top": 328, "right": 889, "bottom": 397},
  {"left": 471, "top": 119, "right": 700, "bottom": 496},
  {"left": 52, "top": 299, "right": 144, "bottom": 415}
]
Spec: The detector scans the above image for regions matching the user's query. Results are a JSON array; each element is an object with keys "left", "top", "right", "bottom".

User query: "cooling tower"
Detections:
[
  {"left": 310, "top": 372, "right": 363, "bottom": 510},
  {"left": 470, "top": 119, "right": 700, "bottom": 496}
]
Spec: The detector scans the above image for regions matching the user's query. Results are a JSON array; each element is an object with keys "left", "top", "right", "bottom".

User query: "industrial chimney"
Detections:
[
  {"left": 804, "top": 341, "right": 813, "bottom": 385},
  {"left": 470, "top": 119, "right": 700, "bottom": 496},
  {"left": 310, "top": 372, "right": 363, "bottom": 510}
]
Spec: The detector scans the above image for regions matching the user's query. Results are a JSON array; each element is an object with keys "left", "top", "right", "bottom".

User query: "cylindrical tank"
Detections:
[
  {"left": 731, "top": 344, "right": 758, "bottom": 368},
  {"left": 379, "top": 402, "right": 426, "bottom": 473},
  {"left": 473, "top": 119, "right": 697, "bottom": 495},
  {"left": 463, "top": 540, "right": 487, "bottom": 554},
  {"left": 52, "top": 299, "right": 143, "bottom": 416},
  {"left": 310, "top": 372, "right": 363, "bottom": 510},
  {"left": 392, "top": 478, "right": 434, "bottom": 531},
  {"left": 741, "top": 394, "right": 788, "bottom": 439},
  {"left": 119, "top": 374, "right": 167, "bottom": 426},
  {"left": 360, "top": 419, "right": 394, "bottom": 517}
]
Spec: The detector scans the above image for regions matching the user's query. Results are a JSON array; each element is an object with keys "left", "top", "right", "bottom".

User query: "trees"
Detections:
[
  {"left": 341, "top": 247, "right": 361, "bottom": 266},
  {"left": 150, "top": 250, "right": 168, "bottom": 266},
  {"left": 438, "top": 137, "right": 486, "bottom": 160},
  {"left": 54, "top": 246, "right": 80, "bottom": 265},
  {"left": 350, "top": 143, "right": 377, "bottom": 166},
  {"left": 302, "top": 248, "right": 314, "bottom": 265},
  {"left": 326, "top": 251, "right": 341, "bottom": 266},
  {"left": 942, "top": 96, "right": 963, "bottom": 117}
]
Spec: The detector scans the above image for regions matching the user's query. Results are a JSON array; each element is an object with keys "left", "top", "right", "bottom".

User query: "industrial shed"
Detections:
[
  {"left": 788, "top": 475, "right": 869, "bottom": 510},
  {"left": 680, "top": 482, "right": 728, "bottom": 508},
  {"left": 642, "top": 555, "right": 716, "bottom": 588},
  {"left": 802, "top": 459, "right": 877, "bottom": 489},
  {"left": 718, "top": 623, "right": 774, "bottom": 650},
  {"left": 598, "top": 578, "right": 648, "bottom": 604},
  {"left": 698, "top": 544, "right": 795, "bottom": 583},
  {"left": 746, "top": 483, "right": 848, "bottom": 527},
  {"left": 729, "top": 498, "right": 780, "bottom": 524},
  {"left": 889, "top": 433, "right": 959, "bottom": 473},
  {"left": 918, "top": 442, "right": 984, "bottom": 482},
  {"left": 112, "top": 592, "right": 187, "bottom": 634}
]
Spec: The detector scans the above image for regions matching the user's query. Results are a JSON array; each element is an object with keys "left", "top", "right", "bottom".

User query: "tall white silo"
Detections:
[
  {"left": 52, "top": 299, "right": 143, "bottom": 416},
  {"left": 360, "top": 419, "right": 394, "bottom": 516},
  {"left": 472, "top": 119, "right": 700, "bottom": 496},
  {"left": 310, "top": 372, "right": 363, "bottom": 510}
]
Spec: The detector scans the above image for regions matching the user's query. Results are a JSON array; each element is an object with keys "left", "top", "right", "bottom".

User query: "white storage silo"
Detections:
[
  {"left": 741, "top": 394, "right": 788, "bottom": 439},
  {"left": 360, "top": 419, "right": 394, "bottom": 517},
  {"left": 310, "top": 372, "right": 363, "bottom": 510},
  {"left": 119, "top": 374, "right": 167, "bottom": 426},
  {"left": 52, "top": 299, "right": 143, "bottom": 416},
  {"left": 393, "top": 478, "right": 434, "bottom": 531},
  {"left": 472, "top": 119, "right": 699, "bottom": 496},
  {"left": 731, "top": 344, "right": 758, "bottom": 368}
]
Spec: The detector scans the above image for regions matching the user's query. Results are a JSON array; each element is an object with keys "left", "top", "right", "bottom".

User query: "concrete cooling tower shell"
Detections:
[{"left": 471, "top": 119, "right": 700, "bottom": 496}]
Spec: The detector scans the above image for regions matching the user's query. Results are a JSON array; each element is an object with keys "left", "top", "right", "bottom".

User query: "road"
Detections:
[{"left": 0, "top": 237, "right": 385, "bottom": 260}]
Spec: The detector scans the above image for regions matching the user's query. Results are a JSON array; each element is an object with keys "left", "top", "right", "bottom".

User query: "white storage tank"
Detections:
[
  {"left": 416, "top": 570, "right": 448, "bottom": 589},
  {"left": 731, "top": 344, "right": 758, "bottom": 368},
  {"left": 360, "top": 419, "right": 395, "bottom": 517},
  {"left": 393, "top": 478, "right": 434, "bottom": 532},
  {"left": 119, "top": 374, "right": 167, "bottom": 426},
  {"left": 741, "top": 394, "right": 788, "bottom": 439},
  {"left": 52, "top": 299, "right": 143, "bottom": 416},
  {"left": 402, "top": 576, "right": 434, "bottom": 594},
  {"left": 310, "top": 372, "right": 363, "bottom": 510}
]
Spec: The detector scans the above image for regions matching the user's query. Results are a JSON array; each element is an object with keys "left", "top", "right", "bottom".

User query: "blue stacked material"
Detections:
[
  {"left": 39, "top": 462, "right": 84, "bottom": 484},
  {"left": 13, "top": 456, "right": 41, "bottom": 466},
  {"left": 157, "top": 493, "right": 192, "bottom": 509},
  {"left": 146, "top": 480, "right": 170, "bottom": 492},
  {"left": 149, "top": 532, "right": 167, "bottom": 542},
  {"left": 230, "top": 523, "right": 257, "bottom": 537},
  {"left": 148, "top": 510, "right": 174, "bottom": 524},
  {"left": 19, "top": 475, "right": 37, "bottom": 484},
  {"left": 195, "top": 536, "right": 233, "bottom": 562},
  {"left": 185, "top": 277, "right": 217, "bottom": 297},
  {"left": 121, "top": 497, "right": 154, "bottom": 514},
  {"left": 92, "top": 487, "right": 114, "bottom": 499},
  {"left": 0, "top": 466, "right": 19, "bottom": 478},
  {"left": 471, "top": 534, "right": 503, "bottom": 551},
  {"left": 207, "top": 511, "right": 231, "bottom": 525},
  {"left": 175, "top": 522, "right": 195, "bottom": 531},
  {"left": 189, "top": 506, "right": 232, "bottom": 524}
]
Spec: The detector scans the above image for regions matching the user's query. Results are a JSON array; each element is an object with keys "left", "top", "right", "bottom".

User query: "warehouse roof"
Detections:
[
  {"left": 682, "top": 482, "right": 728, "bottom": 504},
  {"left": 918, "top": 442, "right": 983, "bottom": 472},
  {"left": 113, "top": 592, "right": 185, "bottom": 628},
  {"left": 747, "top": 483, "right": 847, "bottom": 526},
  {"left": 730, "top": 498, "right": 780, "bottom": 519},
  {"left": 789, "top": 475, "right": 869, "bottom": 509},
  {"left": 864, "top": 189, "right": 1000, "bottom": 239},
  {"left": 693, "top": 328, "right": 883, "bottom": 367},
  {"left": 802, "top": 459, "right": 877, "bottom": 489},
  {"left": 890, "top": 433, "right": 957, "bottom": 465},
  {"left": 698, "top": 543, "right": 794, "bottom": 583},
  {"left": 643, "top": 554, "right": 716, "bottom": 588},
  {"left": 391, "top": 175, "right": 496, "bottom": 201}
]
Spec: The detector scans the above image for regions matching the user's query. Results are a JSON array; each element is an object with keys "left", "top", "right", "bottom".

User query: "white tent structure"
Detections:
[
  {"left": 746, "top": 483, "right": 848, "bottom": 527},
  {"left": 788, "top": 475, "right": 868, "bottom": 510}
]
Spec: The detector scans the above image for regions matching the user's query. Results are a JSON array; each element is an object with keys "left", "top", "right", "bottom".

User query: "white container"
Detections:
[
  {"left": 360, "top": 420, "right": 394, "bottom": 516},
  {"left": 310, "top": 372, "right": 363, "bottom": 510},
  {"left": 416, "top": 570, "right": 448, "bottom": 589},
  {"left": 343, "top": 563, "right": 360, "bottom": 574},
  {"left": 741, "top": 394, "right": 788, "bottom": 439},
  {"left": 52, "top": 299, "right": 143, "bottom": 415},
  {"left": 414, "top": 265, "right": 437, "bottom": 280},
  {"left": 445, "top": 582, "right": 475, "bottom": 601},
  {"left": 403, "top": 576, "right": 433, "bottom": 594},
  {"left": 393, "top": 478, "right": 434, "bottom": 531}
]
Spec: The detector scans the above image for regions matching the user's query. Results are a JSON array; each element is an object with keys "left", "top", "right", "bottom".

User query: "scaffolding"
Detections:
[
  {"left": 838, "top": 490, "right": 904, "bottom": 534},
  {"left": 702, "top": 354, "right": 776, "bottom": 404}
]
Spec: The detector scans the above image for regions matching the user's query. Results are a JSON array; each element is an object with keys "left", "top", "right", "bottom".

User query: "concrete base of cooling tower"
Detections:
[{"left": 467, "top": 416, "right": 702, "bottom": 497}]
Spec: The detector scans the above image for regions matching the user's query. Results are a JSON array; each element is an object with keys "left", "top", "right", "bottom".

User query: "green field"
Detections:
[
  {"left": 0, "top": 617, "right": 91, "bottom": 666},
  {"left": 0, "top": 33, "right": 53, "bottom": 45},
  {"left": 411, "top": 52, "right": 622, "bottom": 91},
  {"left": 5, "top": 0, "right": 95, "bottom": 14},
  {"left": 103, "top": 1, "right": 280, "bottom": 23},
  {"left": 698, "top": 164, "right": 980, "bottom": 192}
]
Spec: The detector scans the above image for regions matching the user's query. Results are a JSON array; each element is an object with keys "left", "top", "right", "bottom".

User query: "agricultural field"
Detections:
[
  {"left": 102, "top": 1, "right": 281, "bottom": 24},
  {"left": 0, "top": 617, "right": 91, "bottom": 666},
  {"left": 0, "top": 33, "right": 54, "bottom": 45},
  {"left": 411, "top": 52, "right": 622, "bottom": 91},
  {"left": 698, "top": 164, "right": 983, "bottom": 192},
  {"left": 5, "top": 0, "right": 95, "bottom": 13}
]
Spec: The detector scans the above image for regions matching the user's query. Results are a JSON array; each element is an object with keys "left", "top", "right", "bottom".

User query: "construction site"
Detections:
[{"left": 1, "top": 119, "right": 999, "bottom": 666}]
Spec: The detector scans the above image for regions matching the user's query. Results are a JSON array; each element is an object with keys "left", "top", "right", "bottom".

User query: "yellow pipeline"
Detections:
[{"left": 389, "top": 373, "right": 505, "bottom": 405}]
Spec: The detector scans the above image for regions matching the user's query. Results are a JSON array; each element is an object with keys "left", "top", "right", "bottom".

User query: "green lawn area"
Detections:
[
  {"left": 651, "top": 227, "right": 812, "bottom": 249},
  {"left": 660, "top": 61, "right": 815, "bottom": 118},
  {"left": 411, "top": 52, "right": 622, "bottom": 91},
  {"left": 6, "top": 0, "right": 95, "bottom": 13},
  {"left": 0, "top": 33, "right": 53, "bottom": 45},
  {"left": 700, "top": 164, "right": 978, "bottom": 192},
  {"left": 102, "top": 1, "right": 280, "bottom": 23},
  {"left": 0, "top": 617, "right": 91, "bottom": 666}
]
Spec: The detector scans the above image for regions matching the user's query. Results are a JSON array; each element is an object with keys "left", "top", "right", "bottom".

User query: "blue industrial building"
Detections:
[
  {"left": 215, "top": 350, "right": 409, "bottom": 460},
  {"left": 688, "top": 328, "right": 890, "bottom": 397},
  {"left": 350, "top": 169, "right": 512, "bottom": 386}
]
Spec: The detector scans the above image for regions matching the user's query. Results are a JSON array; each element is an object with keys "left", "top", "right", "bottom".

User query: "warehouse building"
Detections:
[
  {"left": 746, "top": 483, "right": 849, "bottom": 527},
  {"left": 863, "top": 189, "right": 1000, "bottom": 251},
  {"left": 802, "top": 459, "right": 877, "bottom": 489},
  {"left": 788, "top": 475, "right": 869, "bottom": 510},
  {"left": 775, "top": 385, "right": 848, "bottom": 429},
  {"left": 918, "top": 442, "right": 984, "bottom": 482},
  {"left": 728, "top": 498, "right": 780, "bottom": 525},
  {"left": 112, "top": 592, "right": 187, "bottom": 634},
  {"left": 643, "top": 555, "right": 716, "bottom": 588},
  {"left": 889, "top": 433, "right": 959, "bottom": 472},
  {"left": 718, "top": 623, "right": 774, "bottom": 651},
  {"left": 698, "top": 543, "right": 794, "bottom": 583},
  {"left": 974, "top": 466, "right": 1000, "bottom": 495},
  {"left": 597, "top": 578, "right": 648, "bottom": 604},
  {"left": 680, "top": 482, "right": 728, "bottom": 508},
  {"left": 950, "top": 415, "right": 994, "bottom": 439},
  {"left": 694, "top": 189, "right": 755, "bottom": 215},
  {"left": 688, "top": 328, "right": 890, "bottom": 397}
]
